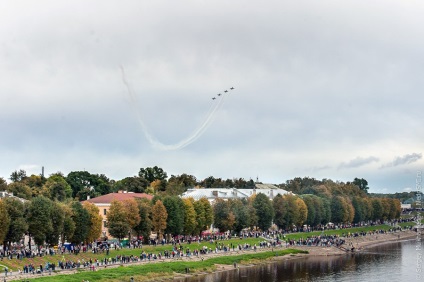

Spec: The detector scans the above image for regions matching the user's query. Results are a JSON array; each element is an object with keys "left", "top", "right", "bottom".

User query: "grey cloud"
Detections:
[
  {"left": 380, "top": 153, "right": 422, "bottom": 168},
  {"left": 310, "top": 165, "right": 332, "bottom": 172},
  {"left": 339, "top": 156, "right": 379, "bottom": 169},
  {"left": 0, "top": 1, "right": 423, "bottom": 194}
]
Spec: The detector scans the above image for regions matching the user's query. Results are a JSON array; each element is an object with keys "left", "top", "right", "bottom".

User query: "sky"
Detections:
[{"left": 1, "top": 0, "right": 423, "bottom": 193}]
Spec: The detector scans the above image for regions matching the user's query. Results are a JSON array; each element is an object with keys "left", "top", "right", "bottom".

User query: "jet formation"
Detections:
[{"left": 212, "top": 87, "right": 234, "bottom": 100}]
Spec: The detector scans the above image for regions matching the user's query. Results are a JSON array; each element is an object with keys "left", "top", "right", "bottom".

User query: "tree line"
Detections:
[
  {"left": 1, "top": 167, "right": 258, "bottom": 201},
  {"left": 210, "top": 193, "right": 401, "bottom": 234},
  {"left": 106, "top": 196, "right": 214, "bottom": 242},
  {"left": 0, "top": 194, "right": 215, "bottom": 248},
  {"left": 1, "top": 168, "right": 389, "bottom": 203},
  {"left": 0, "top": 191, "right": 401, "bottom": 249},
  {"left": 0, "top": 196, "right": 101, "bottom": 250},
  {"left": 90, "top": 192, "right": 401, "bottom": 240},
  {"left": 0, "top": 167, "right": 403, "bottom": 248}
]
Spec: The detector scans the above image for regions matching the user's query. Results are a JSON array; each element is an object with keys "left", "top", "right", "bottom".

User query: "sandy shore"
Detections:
[{"left": 291, "top": 229, "right": 419, "bottom": 256}]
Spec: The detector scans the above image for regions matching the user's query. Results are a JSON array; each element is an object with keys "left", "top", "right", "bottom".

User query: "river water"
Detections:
[{"left": 178, "top": 239, "right": 422, "bottom": 282}]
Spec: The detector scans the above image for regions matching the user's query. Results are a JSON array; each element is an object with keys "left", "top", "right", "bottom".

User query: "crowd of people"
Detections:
[{"left": 1, "top": 219, "right": 418, "bottom": 279}]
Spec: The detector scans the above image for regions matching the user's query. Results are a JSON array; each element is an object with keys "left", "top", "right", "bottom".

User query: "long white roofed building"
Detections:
[{"left": 181, "top": 183, "right": 293, "bottom": 204}]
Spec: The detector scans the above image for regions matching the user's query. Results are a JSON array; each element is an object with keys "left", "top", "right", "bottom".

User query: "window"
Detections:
[{"left": 103, "top": 209, "right": 107, "bottom": 215}]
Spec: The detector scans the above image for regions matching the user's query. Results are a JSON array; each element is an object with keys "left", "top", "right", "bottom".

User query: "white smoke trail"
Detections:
[
  {"left": 120, "top": 66, "right": 230, "bottom": 150},
  {"left": 120, "top": 66, "right": 162, "bottom": 148}
]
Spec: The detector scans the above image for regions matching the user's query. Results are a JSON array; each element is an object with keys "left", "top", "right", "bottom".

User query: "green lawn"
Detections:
[
  {"left": 0, "top": 237, "right": 264, "bottom": 271},
  {"left": 0, "top": 223, "right": 414, "bottom": 278},
  {"left": 281, "top": 224, "right": 398, "bottom": 241},
  {"left": 22, "top": 249, "right": 308, "bottom": 282}
]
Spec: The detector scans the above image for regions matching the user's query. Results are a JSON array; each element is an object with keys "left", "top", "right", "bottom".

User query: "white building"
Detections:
[
  {"left": 401, "top": 203, "right": 411, "bottom": 210},
  {"left": 0, "top": 191, "right": 27, "bottom": 203},
  {"left": 181, "top": 184, "right": 292, "bottom": 204}
]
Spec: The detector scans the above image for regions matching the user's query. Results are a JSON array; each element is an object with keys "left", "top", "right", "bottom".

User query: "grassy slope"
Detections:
[
  {"left": 2, "top": 224, "right": 413, "bottom": 271},
  {"left": 28, "top": 249, "right": 308, "bottom": 282},
  {"left": 281, "top": 224, "right": 398, "bottom": 241},
  {"left": 1, "top": 238, "right": 263, "bottom": 270},
  {"left": 1, "top": 223, "right": 416, "bottom": 279}
]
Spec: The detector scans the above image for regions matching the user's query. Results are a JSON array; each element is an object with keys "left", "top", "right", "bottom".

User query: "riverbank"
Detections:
[
  {"left": 3, "top": 249, "right": 309, "bottom": 282},
  {"left": 180, "top": 229, "right": 421, "bottom": 282},
  {"left": 291, "top": 229, "right": 418, "bottom": 256},
  {"left": 2, "top": 229, "right": 420, "bottom": 281},
  {"left": 175, "top": 230, "right": 421, "bottom": 282}
]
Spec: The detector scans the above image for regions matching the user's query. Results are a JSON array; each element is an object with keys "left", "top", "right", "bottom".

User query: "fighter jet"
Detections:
[
  {"left": 224, "top": 90, "right": 228, "bottom": 93},
  {"left": 230, "top": 87, "right": 234, "bottom": 90},
  {"left": 218, "top": 93, "right": 221, "bottom": 96},
  {"left": 212, "top": 97, "right": 216, "bottom": 100}
]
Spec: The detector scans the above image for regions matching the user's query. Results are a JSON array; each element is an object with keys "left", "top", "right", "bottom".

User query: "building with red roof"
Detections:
[{"left": 83, "top": 191, "right": 153, "bottom": 238}]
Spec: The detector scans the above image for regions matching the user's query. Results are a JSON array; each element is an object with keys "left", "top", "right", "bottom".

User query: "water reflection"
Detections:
[{"left": 177, "top": 240, "right": 419, "bottom": 282}]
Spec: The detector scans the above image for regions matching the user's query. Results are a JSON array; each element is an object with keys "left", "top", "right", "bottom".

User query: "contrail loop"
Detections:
[{"left": 120, "top": 66, "right": 229, "bottom": 150}]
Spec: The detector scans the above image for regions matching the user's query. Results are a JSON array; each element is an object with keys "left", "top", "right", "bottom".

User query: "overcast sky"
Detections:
[{"left": 1, "top": 0, "right": 423, "bottom": 193}]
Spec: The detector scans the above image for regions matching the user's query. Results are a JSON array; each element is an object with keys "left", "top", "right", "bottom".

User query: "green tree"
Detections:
[
  {"left": 66, "top": 171, "right": 113, "bottom": 200},
  {"left": 66, "top": 171, "right": 94, "bottom": 198},
  {"left": 372, "top": 198, "right": 384, "bottom": 221},
  {"left": 353, "top": 178, "right": 369, "bottom": 194},
  {"left": 200, "top": 176, "right": 225, "bottom": 188},
  {"left": 107, "top": 200, "right": 131, "bottom": 241},
  {"left": 165, "top": 181, "right": 185, "bottom": 196},
  {"left": 152, "top": 200, "right": 167, "bottom": 240},
  {"left": 312, "top": 196, "right": 325, "bottom": 226},
  {"left": 83, "top": 202, "right": 103, "bottom": 243},
  {"left": 320, "top": 197, "right": 331, "bottom": 224},
  {"left": 247, "top": 198, "right": 258, "bottom": 229},
  {"left": 163, "top": 196, "right": 185, "bottom": 236},
  {"left": 133, "top": 199, "right": 152, "bottom": 243},
  {"left": 389, "top": 198, "right": 401, "bottom": 219},
  {"left": 27, "top": 196, "right": 53, "bottom": 247},
  {"left": 213, "top": 198, "right": 234, "bottom": 232},
  {"left": 70, "top": 201, "right": 90, "bottom": 244},
  {"left": 0, "top": 177, "right": 7, "bottom": 191},
  {"left": 139, "top": 166, "right": 168, "bottom": 191},
  {"left": 182, "top": 198, "right": 197, "bottom": 235},
  {"left": 345, "top": 198, "right": 355, "bottom": 223},
  {"left": 46, "top": 201, "right": 65, "bottom": 246},
  {"left": 61, "top": 204, "right": 76, "bottom": 244},
  {"left": 352, "top": 196, "right": 365, "bottom": 223},
  {"left": 169, "top": 174, "right": 197, "bottom": 187},
  {"left": 41, "top": 174, "right": 73, "bottom": 201},
  {"left": 114, "top": 176, "right": 149, "bottom": 193},
  {"left": 331, "top": 196, "right": 345, "bottom": 223},
  {"left": 200, "top": 198, "right": 214, "bottom": 230},
  {"left": 92, "top": 174, "right": 113, "bottom": 196},
  {"left": 381, "top": 198, "right": 392, "bottom": 220},
  {"left": 23, "top": 174, "right": 45, "bottom": 197},
  {"left": 286, "top": 194, "right": 301, "bottom": 230},
  {"left": 253, "top": 193, "right": 274, "bottom": 231},
  {"left": 193, "top": 200, "right": 206, "bottom": 235},
  {"left": 6, "top": 182, "right": 32, "bottom": 200},
  {"left": 331, "top": 196, "right": 354, "bottom": 224},
  {"left": 122, "top": 199, "right": 142, "bottom": 231},
  {"left": 230, "top": 199, "right": 249, "bottom": 233},
  {"left": 166, "top": 174, "right": 197, "bottom": 195},
  {"left": 295, "top": 198, "right": 308, "bottom": 226},
  {"left": 10, "top": 169, "right": 27, "bottom": 182},
  {"left": 2, "top": 198, "right": 27, "bottom": 248},
  {"left": 108, "top": 221, "right": 129, "bottom": 241},
  {"left": 302, "top": 195, "right": 316, "bottom": 227},
  {"left": 0, "top": 200, "right": 10, "bottom": 245}
]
